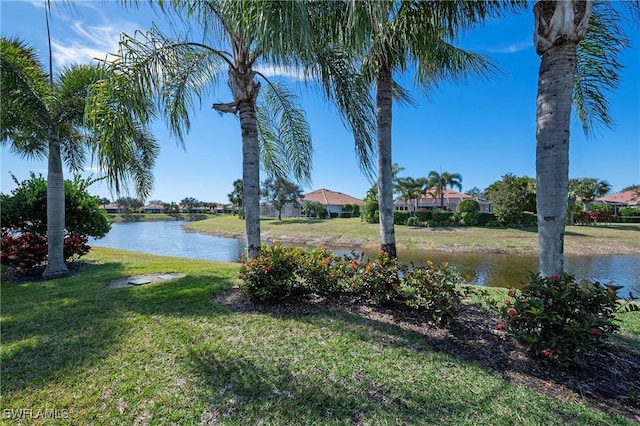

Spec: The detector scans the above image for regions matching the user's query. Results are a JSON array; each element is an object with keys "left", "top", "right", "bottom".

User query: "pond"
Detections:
[{"left": 90, "top": 221, "right": 640, "bottom": 296}]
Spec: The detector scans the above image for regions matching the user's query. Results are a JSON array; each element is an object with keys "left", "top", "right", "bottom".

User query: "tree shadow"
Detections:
[
  {"left": 266, "top": 218, "right": 328, "bottom": 226},
  {"left": 1, "top": 262, "right": 236, "bottom": 396},
  {"left": 212, "top": 292, "right": 640, "bottom": 421}
]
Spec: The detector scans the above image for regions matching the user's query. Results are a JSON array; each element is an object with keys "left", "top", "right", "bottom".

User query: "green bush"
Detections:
[
  {"left": 348, "top": 250, "right": 403, "bottom": 304},
  {"left": 457, "top": 199, "right": 480, "bottom": 213},
  {"left": 478, "top": 212, "right": 497, "bottom": 226},
  {"left": 520, "top": 212, "right": 538, "bottom": 227},
  {"left": 238, "top": 244, "right": 305, "bottom": 302},
  {"left": 361, "top": 200, "right": 378, "bottom": 223},
  {"left": 394, "top": 211, "right": 410, "bottom": 225},
  {"left": 618, "top": 206, "right": 640, "bottom": 223},
  {"left": 399, "top": 261, "right": 466, "bottom": 326},
  {"left": 339, "top": 212, "right": 352, "bottom": 218},
  {"left": 456, "top": 211, "right": 480, "bottom": 226},
  {"left": 298, "top": 248, "right": 344, "bottom": 294},
  {"left": 431, "top": 210, "right": 453, "bottom": 226},
  {"left": 414, "top": 210, "right": 432, "bottom": 222},
  {"left": 406, "top": 216, "right": 423, "bottom": 227},
  {"left": 352, "top": 205, "right": 361, "bottom": 217},
  {"left": 589, "top": 203, "right": 613, "bottom": 213},
  {"left": 495, "top": 273, "right": 620, "bottom": 366}
]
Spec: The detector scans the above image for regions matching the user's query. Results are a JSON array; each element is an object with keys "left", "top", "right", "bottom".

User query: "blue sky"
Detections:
[{"left": 1, "top": 0, "right": 639, "bottom": 204}]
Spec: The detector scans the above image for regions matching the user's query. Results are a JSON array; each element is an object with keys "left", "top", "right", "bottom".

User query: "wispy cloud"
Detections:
[
  {"left": 485, "top": 39, "right": 533, "bottom": 54},
  {"left": 254, "top": 65, "right": 310, "bottom": 82}
]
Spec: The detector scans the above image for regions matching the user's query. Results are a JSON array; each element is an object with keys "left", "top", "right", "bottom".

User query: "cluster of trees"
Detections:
[
  {"left": 2, "top": 1, "right": 638, "bottom": 280},
  {"left": 394, "top": 168, "right": 463, "bottom": 214}
]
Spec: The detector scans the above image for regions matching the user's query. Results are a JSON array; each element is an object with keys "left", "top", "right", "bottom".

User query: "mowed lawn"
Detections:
[
  {"left": 2, "top": 248, "right": 639, "bottom": 425},
  {"left": 186, "top": 216, "right": 640, "bottom": 255}
]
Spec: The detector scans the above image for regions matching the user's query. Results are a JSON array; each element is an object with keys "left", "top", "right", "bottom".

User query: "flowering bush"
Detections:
[
  {"left": 398, "top": 261, "right": 465, "bottom": 326},
  {"left": 298, "top": 248, "right": 344, "bottom": 294},
  {"left": 348, "top": 250, "right": 403, "bottom": 304},
  {"left": 238, "top": 244, "right": 305, "bottom": 302},
  {"left": 495, "top": 273, "right": 620, "bottom": 366}
]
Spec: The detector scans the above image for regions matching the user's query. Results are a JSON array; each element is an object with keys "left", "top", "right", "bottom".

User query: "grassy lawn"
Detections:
[
  {"left": 2, "top": 248, "right": 639, "bottom": 425},
  {"left": 186, "top": 216, "right": 640, "bottom": 255}
]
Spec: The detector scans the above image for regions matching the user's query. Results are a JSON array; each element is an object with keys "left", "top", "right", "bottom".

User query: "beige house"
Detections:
[
  {"left": 595, "top": 190, "right": 640, "bottom": 215},
  {"left": 394, "top": 188, "right": 492, "bottom": 213},
  {"left": 301, "top": 188, "right": 364, "bottom": 216}
]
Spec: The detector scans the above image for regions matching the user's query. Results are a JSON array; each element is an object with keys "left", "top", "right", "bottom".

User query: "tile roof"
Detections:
[
  {"left": 302, "top": 188, "right": 363, "bottom": 206},
  {"left": 596, "top": 190, "right": 640, "bottom": 205}
]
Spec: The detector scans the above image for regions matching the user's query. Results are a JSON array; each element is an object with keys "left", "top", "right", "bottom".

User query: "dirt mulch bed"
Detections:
[{"left": 213, "top": 287, "right": 640, "bottom": 422}]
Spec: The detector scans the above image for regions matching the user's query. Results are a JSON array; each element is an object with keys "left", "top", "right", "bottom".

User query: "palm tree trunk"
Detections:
[
  {"left": 238, "top": 98, "right": 261, "bottom": 258},
  {"left": 43, "top": 125, "right": 68, "bottom": 278},
  {"left": 535, "top": 43, "right": 576, "bottom": 277},
  {"left": 534, "top": 0, "right": 591, "bottom": 277},
  {"left": 376, "top": 69, "right": 397, "bottom": 258}
]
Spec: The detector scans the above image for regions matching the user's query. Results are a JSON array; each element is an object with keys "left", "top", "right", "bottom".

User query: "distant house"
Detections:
[
  {"left": 394, "top": 188, "right": 492, "bottom": 213},
  {"left": 595, "top": 190, "right": 640, "bottom": 215},
  {"left": 301, "top": 188, "right": 363, "bottom": 216},
  {"left": 100, "top": 202, "right": 123, "bottom": 214},
  {"left": 215, "top": 204, "right": 233, "bottom": 214},
  {"left": 142, "top": 203, "right": 165, "bottom": 214}
]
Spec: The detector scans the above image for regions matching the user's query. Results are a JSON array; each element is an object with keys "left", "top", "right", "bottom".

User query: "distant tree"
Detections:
[
  {"left": 465, "top": 187, "right": 484, "bottom": 199},
  {"left": 228, "top": 179, "right": 244, "bottom": 219},
  {"left": 301, "top": 201, "right": 327, "bottom": 219},
  {"left": 485, "top": 174, "right": 536, "bottom": 227},
  {"left": 361, "top": 186, "right": 379, "bottom": 224},
  {"left": 261, "top": 177, "right": 303, "bottom": 221},
  {"left": 180, "top": 197, "right": 200, "bottom": 213},
  {"left": 427, "top": 171, "right": 463, "bottom": 210},
  {"left": 96, "top": 197, "right": 111, "bottom": 209},
  {"left": 116, "top": 197, "right": 143, "bottom": 213},
  {"left": 163, "top": 202, "right": 179, "bottom": 215},
  {"left": 622, "top": 184, "right": 640, "bottom": 193},
  {"left": 395, "top": 176, "right": 428, "bottom": 216},
  {"left": 573, "top": 178, "right": 611, "bottom": 211}
]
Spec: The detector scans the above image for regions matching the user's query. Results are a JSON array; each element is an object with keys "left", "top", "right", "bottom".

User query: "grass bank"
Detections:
[
  {"left": 186, "top": 216, "right": 640, "bottom": 256},
  {"left": 108, "top": 213, "right": 211, "bottom": 223},
  {"left": 2, "top": 248, "right": 638, "bottom": 425}
]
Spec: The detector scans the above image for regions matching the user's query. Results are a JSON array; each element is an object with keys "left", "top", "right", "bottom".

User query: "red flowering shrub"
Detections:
[
  {"left": 495, "top": 273, "right": 621, "bottom": 366},
  {"left": 348, "top": 251, "right": 403, "bottom": 304},
  {"left": 297, "top": 248, "right": 344, "bottom": 294},
  {"left": 63, "top": 232, "right": 90, "bottom": 262}
]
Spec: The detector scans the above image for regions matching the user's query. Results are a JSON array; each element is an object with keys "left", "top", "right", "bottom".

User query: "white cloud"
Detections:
[
  {"left": 486, "top": 39, "right": 532, "bottom": 54},
  {"left": 254, "top": 65, "right": 309, "bottom": 82}
]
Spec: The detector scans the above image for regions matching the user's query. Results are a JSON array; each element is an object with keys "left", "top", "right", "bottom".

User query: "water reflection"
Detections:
[{"left": 91, "top": 221, "right": 639, "bottom": 295}]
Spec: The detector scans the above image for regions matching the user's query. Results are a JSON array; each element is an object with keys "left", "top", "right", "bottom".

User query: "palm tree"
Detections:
[
  {"left": 427, "top": 171, "right": 463, "bottom": 210},
  {"left": 0, "top": 36, "right": 158, "bottom": 278},
  {"left": 395, "top": 176, "right": 427, "bottom": 215},
  {"left": 336, "top": 1, "right": 522, "bottom": 258},
  {"left": 94, "top": 0, "right": 374, "bottom": 258},
  {"left": 228, "top": 179, "right": 244, "bottom": 218},
  {"left": 534, "top": 0, "right": 630, "bottom": 276},
  {"left": 574, "top": 178, "right": 611, "bottom": 211}
]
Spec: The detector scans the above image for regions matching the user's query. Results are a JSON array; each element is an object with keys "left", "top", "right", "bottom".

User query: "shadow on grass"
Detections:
[
  {"left": 1, "top": 262, "right": 235, "bottom": 395},
  {"left": 265, "top": 218, "right": 328, "bottom": 226}
]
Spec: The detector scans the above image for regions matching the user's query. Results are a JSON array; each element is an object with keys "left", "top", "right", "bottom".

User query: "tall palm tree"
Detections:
[
  {"left": 0, "top": 36, "right": 158, "bottom": 278},
  {"left": 427, "top": 170, "right": 463, "bottom": 210},
  {"left": 534, "top": 0, "right": 629, "bottom": 276},
  {"left": 575, "top": 178, "right": 611, "bottom": 211},
  {"left": 337, "top": 0, "right": 523, "bottom": 258},
  {"left": 395, "top": 176, "right": 427, "bottom": 215},
  {"left": 94, "top": 0, "right": 374, "bottom": 258}
]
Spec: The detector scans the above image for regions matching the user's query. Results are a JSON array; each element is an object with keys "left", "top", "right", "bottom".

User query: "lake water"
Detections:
[{"left": 90, "top": 221, "right": 640, "bottom": 295}]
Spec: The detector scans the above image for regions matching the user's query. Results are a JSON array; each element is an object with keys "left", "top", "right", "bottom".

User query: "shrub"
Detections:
[
  {"left": 478, "top": 212, "right": 497, "bottom": 226},
  {"left": 339, "top": 211, "right": 352, "bottom": 218},
  {"left": 520, "top": 212, "right": 538, "bottom": 227},
  {"left": 352, "top": 205, "right": 361, "bottom": 217},
  {"left": 618, "top": 207, "right": 640, "bottom": 223},
  {"left": 63, "top": 232, "right": 91, "bottom": 262},
  {"left": 394, "top": 211, "right": 410, "bottom": 225},
  {"left": 349, "top": 250, "right": 403, "bottom": 304},
  {"left": 238, "top": 244, "right": 305, "bottom": 302},
  {"left": 495, "top": 273, "right": 620, "bottom": 366},
  {"left": 431, "top": 210, "right": 453, "bottom": 226},
  {"left": 406, "top": 216, "right": 423, "bottom": 227},
  {"left": 457, "top": 199, "right": 480, "bottom": 213},
  {"left": 456, "top": 211, "right": 480, "bottom": 226},
  {"left": 398, "top": 261, "right": 465, "bottom": 326},
  {"left": 1, "top": 231, "right": 48, "bottom": 272},
  {"left": 361, "top": 200, "right": 379, "bottom": 224},
  {"left": 414, "top": 210, "right": 432, "bottom": 222},
  {"left": 298, "top": 248, "right": 344, "bottom": 294}
]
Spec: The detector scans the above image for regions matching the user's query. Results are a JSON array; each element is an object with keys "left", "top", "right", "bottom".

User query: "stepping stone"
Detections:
[
  {"left": 157, "top": 274, "right": 179, "bottom": 280},
  {"left": 128, "top": 278, "right": 151, "bottom": 285}
]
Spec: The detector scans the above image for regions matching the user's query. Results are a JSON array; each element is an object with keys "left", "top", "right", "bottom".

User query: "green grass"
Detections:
[
  {"left": 2, "top": 248, "right": 638, "bottom": 425},
  {"left": 186, "top": 216, "right": 640, "bottom": 255}
]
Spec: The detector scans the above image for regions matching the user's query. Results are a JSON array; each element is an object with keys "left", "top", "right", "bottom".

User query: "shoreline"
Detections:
[{"left": 183, "top": 224, "right": 640, "bottom": 257}]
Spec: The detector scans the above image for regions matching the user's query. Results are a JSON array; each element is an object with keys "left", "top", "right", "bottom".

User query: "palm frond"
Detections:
[
  {"left": 0, "top": 37, "right": 51, "bottom": 145},
  {"left": 256, "top": 79, "right": 312, "bottom": 187},
  {"left": 573, "top": 1, "right": 629, "bottom": 137}
]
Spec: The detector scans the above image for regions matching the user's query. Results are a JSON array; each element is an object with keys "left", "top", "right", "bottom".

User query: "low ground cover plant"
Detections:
[{"left": 239, "top": 244, "right": 468, "bottom": 326}]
